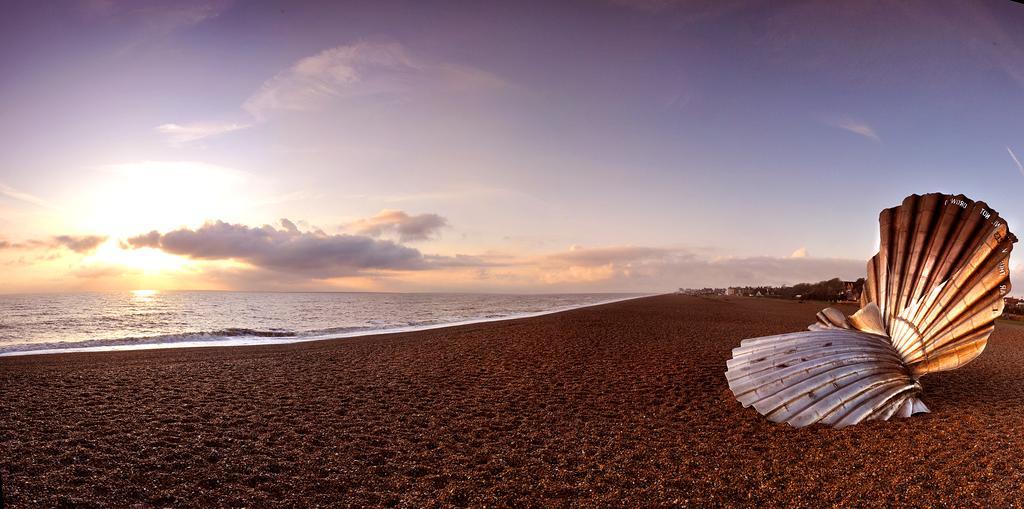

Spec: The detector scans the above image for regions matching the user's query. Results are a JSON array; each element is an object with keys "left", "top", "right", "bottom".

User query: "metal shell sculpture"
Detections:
[{"left": 725, "top": 193, "right": 1016, "bottom": 427}]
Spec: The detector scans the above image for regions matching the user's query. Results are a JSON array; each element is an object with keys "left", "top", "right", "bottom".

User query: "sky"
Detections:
[{"left": 1, "top": 0, "right": 1024, "bottom": 294}]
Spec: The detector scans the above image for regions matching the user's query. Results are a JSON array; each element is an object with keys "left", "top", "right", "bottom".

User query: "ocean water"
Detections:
[{"left": 0, "top": 291, "right": 648, "bottom": 356}]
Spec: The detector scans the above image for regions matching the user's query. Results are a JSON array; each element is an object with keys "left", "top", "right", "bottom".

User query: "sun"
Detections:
[
  {"left": 57, "top": 161, "right": 262, "bottom": 286},
  {"left": 69, "top": 161, "right": 256, "bottom": 238},
  {"left": 82, "top": 239, "right": 191, "bottom": 275}
]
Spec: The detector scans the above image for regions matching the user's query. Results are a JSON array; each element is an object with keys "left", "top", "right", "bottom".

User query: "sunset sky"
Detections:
[{"left": 2, "top": 0, "right": 1024, "bottom": 293}]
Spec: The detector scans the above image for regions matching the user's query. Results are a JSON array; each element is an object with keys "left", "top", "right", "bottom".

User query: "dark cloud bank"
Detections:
[
  {"left": 125, "top": 219, "right": 425, "bottom": 278},
  {"left": 119, "top": 215, "right": 867, "bottom": 290}
]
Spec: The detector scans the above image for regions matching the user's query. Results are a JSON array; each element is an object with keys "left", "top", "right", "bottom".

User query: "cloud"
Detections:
[
  {"left": 280, "top": 218, "right": 300, "bottom": 234},
  {"left": 116, "top": 223, "right": 866, "bottom": 291},
  {"left": 0, "top": 182, "right": 52, "bottom": 208},
  {"left": 124, "top": 230, "right": 161, "bottom": 248},
  {"left": 409, "top": 244, "right": 861, "bottom": 293},
  {"left": 347, "top": 209, "right": 448, "bottom": 242},
  {"left": 549, "top": 245, "right": 672, "bottom": 266},
  {"left": 124, "top": 219, "right": 426, "bottom": 278},
  {"left": 0, "top": 235, "right": 107, "bottom": 254},
  {"left": 11, "top": 222, "right": 869, "bottom": 292},
  {"left": 826, "top": 118, "right": 881, "bottom": 141},
  {"left": 164, "top": 41, "right": 506, "bottom": 142},
  {"left": 423, "top": 253, "right": 514, "bottom": 268},
  {"left": 156, "top": 122, "right": 250, "bottom": 145},
  {"left": 1008, "top": 147, "right": 1024, "bottom": 177},
  {"left": 53, "top": 235, "right": 108, "bottom": 253},
  {"left": 78, "top": 0, "right": 234, "bottom": 33},
  {"left": 243, "top": 42, "right": 416, "bottom": 116},
  {"left": 508, "top": 245, "right": 865, "bottom": 292},
  {"left": 243, "top": 41, "right": 506, "bottom": 118},
  {"left": 789, "top": 247, "right": 808, "bottom": 258}
]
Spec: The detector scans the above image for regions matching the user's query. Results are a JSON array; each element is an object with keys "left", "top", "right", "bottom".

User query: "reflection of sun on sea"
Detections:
[{"left": 131, "top": 289, "right": 158, "bottom": 301}]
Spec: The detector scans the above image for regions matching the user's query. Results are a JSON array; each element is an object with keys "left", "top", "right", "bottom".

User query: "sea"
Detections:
[{"left": 0, "top": 291, "right": 650, "bottom": 356}]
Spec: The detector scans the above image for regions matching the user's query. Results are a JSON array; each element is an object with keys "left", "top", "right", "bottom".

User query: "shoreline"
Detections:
[
  {"left": 4, "top": 294, "right": 1024, "bottom": 506},
  {"left": 0, "top": 293, "right": 658, "bottom": 358}
]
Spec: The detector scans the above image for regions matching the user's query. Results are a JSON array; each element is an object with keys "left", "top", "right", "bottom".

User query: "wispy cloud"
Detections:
[
  {"left": 475, "top": 244, "right": 867, "bottom": 292},
  {"left": 0, "top": 235, "right": 108, "bottom": 254},
  {"left": 156, "top": 122, "right": 251, "bottom": 145},
  {"left": 161, "top": 41, "right": 505, "bottom": 142},
  {"left": 0, "top": 182, "right": 53, "bottom": 209},
  {"left": 243, "top": 41, "right": 507, "bottom": 118},
  {"left": 243, "top": 42, "right": 416, "bottom": 116},
  {"left": 1008, "top": 146, "right": 1024, "bottom": 177},
  {"left": 78, "top": 0, "right": 234, "bottom": 34},
  {"left": 826, "top": 118, "right": 881, "bottom": 142}
]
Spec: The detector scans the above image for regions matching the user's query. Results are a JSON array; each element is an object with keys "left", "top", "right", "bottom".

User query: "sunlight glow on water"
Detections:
[
  {"left": 0, "top": 291, "right": 647, "bottom": 355},
  {"left": 131, "top": 289, "right": 158, "bottom": 301}
]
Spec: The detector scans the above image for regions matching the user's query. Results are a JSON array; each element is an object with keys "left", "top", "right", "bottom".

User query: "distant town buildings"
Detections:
[
  {"left": 676, "top": 285, "right": 1024, "bottom": 316},
  {"left": 842, "top": 281, "right": 858, "bottom": 301},
  {"left": 677, "top": 287, "right": 726, "bottom": 296},
  {"left": 677, "top": 278, "right": 865, "bottom": 302},
  {"left": 1005, "top": 297, "right": 1024, "bottom": 315},
  {"left": 678, "top": 286, "right": 775, "bottom": 297}
]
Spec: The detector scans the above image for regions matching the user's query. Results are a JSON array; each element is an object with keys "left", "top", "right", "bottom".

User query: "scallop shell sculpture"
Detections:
[{"left": 725, "top": 193, "right": 1016, "bottom": 427}]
